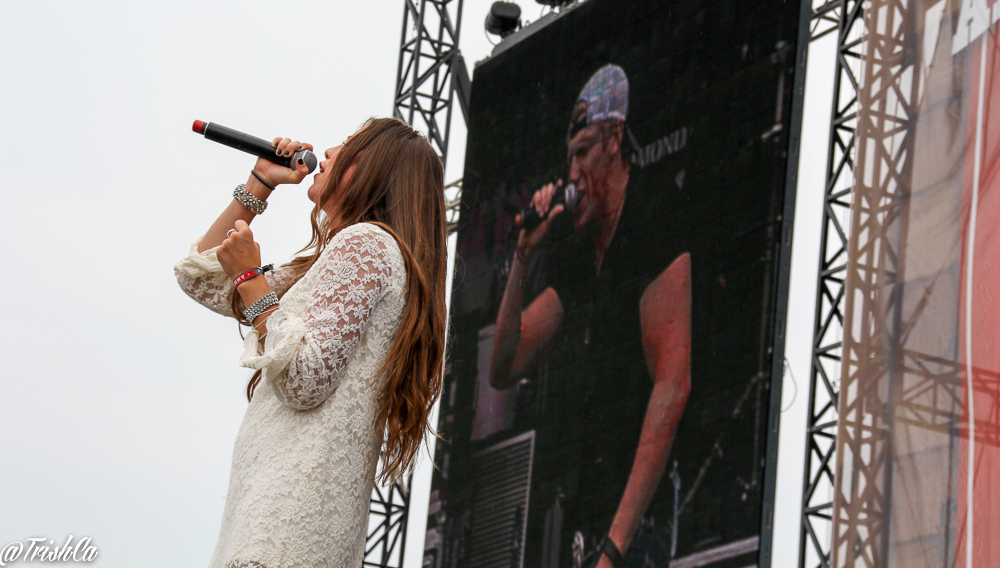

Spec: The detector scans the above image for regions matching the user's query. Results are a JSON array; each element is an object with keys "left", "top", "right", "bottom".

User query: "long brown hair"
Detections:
[{"left": 231, "top": 117, "right": 448, "bottom": 485}]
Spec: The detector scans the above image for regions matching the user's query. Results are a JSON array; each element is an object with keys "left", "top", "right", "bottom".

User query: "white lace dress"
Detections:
[{"left": 174, "top": 222, "right": 407, "bottom": 568}]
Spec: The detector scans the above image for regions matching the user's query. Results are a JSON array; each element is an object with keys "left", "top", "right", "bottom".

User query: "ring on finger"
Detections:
[{"left": 227, "top": 229, "right": 236, "bottom": 237}]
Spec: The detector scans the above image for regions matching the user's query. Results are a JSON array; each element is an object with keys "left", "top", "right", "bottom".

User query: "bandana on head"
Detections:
[{"left": 568, "top": 64, "right": 630, "bottom": 142}]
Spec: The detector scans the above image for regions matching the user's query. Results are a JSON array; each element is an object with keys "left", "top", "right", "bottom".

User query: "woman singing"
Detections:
[{"left": 174, "top": 117, "right": 448, "bottom": 568}]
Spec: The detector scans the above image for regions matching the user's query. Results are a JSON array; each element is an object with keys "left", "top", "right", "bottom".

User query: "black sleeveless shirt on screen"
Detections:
[{"left": 524, "top": 174, "right": 689, "bottom": 542}]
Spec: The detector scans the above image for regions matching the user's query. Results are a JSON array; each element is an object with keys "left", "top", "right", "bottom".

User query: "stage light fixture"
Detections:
[
  {"left": 485, "top": 2, "right": 521, "bottom": 38},
  {"left": 535, "top": 0, "right": 574, "bottom": 6}
]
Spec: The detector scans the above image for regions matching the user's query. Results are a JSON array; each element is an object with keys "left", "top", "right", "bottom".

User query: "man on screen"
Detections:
[{"left": 490, "top": 65, "right": 691, "bottom": 568}]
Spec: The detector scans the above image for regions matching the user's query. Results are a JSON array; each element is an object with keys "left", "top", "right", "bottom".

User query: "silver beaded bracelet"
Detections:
[
  {"left": 244, "top": 291, "right": 279, "bottom": 324},
  {"left": 234, "top": 183, "right": 267, "bottom": 215}
]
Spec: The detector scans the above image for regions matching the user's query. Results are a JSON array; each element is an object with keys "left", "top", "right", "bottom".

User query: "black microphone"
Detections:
[
  {"left": 192, "top": 120, "right": 318, "bottom": 173},
  {"left": 517, "top": 183, "right": 579, "bottom": 230}
]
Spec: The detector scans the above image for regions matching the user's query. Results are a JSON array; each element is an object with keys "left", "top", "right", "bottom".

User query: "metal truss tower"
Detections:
[
  {"left": 826, "top": 0, "right": 915, "bottom": 563},
  {"left": 799, "top": 0, "right": 866, "bottom": 566},
  {"left": 801, "top": 0, "right": 1000, "bottom": 566},
  {"left": 393, "top": 0, "right": 471, "bottom": 170},
  {"left": 826, "top": 0, "right": 1000, "bottom": 565},
  {"left": 365, "top": 482, "right": 410, "bottom": 568},
  {"left": 393, "top": 0, "right": 470, "bottom": 232},
  {"left": 366, "top": 2, "right": 470, "bottom": 567}
]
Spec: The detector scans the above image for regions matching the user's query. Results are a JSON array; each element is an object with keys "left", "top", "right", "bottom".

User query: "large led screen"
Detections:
[{"left": 424, "top": 1, "right": 802, "bottom": 567}]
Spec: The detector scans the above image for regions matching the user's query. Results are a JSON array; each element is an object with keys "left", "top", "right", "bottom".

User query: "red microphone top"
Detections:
[{"left": 192, "top": 120, "right": 206, "bottom": 134}]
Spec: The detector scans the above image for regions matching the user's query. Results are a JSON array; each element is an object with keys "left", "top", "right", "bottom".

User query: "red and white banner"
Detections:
[{"left": 837, "top": 1, "right": 1000, "bottom": 566}]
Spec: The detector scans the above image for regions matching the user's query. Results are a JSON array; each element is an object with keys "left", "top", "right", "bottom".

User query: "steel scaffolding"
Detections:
[
  {"left": 392, "top": 0, "right": 470, "bottom": 170},
  {"left": 365, "top": 482, "right": 411, "bottom": 568},
  {"left": 366, "top": 2, "right": 469, "bottom": 567},
  {"left": 393, "top": 0, "right": 469, "bottom": 237},
  {"left": 799, "top": 0, "right": 866, "bottom": 566},
  {"left": 827, "top": 0, "right": 916, "bottom": 563}
]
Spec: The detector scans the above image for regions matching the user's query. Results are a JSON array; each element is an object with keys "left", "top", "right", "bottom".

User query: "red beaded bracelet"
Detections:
[{"left": 234, "top": 264, "right": 273, "bottom": 288}]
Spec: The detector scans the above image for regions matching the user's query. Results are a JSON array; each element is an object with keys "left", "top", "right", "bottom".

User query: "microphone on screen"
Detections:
[
  {"left": 192, "top": 120, "right": 318, "bottom": 173},
  {"left": 516, "top": 182, "right": 579, "bottom": 230}
]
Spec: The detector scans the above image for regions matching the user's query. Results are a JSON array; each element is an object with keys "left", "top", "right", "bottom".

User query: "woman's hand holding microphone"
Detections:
[
  {"left": 205, "top": 137, "right": 313, "bottom": 334},
  {"left": 198, "top": 136, "right": 311, "bottom": 255},
  {"left": 221, "top": 137, "right": 311, "bottom": 289},
  {"left": 254, "top": 137, "right": 315, "bottom": 187}
]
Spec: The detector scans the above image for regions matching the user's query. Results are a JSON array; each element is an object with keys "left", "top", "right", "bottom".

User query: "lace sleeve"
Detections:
[
  {"left": 175, "top": 236, "right": 297, "bottom": 318},
  {"left": 239, "top": 224, "right": 394, "bottom": 410},
  {"left": 174, "top": 237, "right": 235, "bottom": 317}
]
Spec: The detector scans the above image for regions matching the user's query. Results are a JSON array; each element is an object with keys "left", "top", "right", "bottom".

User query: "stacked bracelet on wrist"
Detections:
[
  {"left": 243, "top": 291, "right": 279, "bottom": 324},
  {"left": 234, "top": 264, "right": 274, "bottom": 288},
  {"left": 234, "top": 183, "right": 267, "bottom": 215}
]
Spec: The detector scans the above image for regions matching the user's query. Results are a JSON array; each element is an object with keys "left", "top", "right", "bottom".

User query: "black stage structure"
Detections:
[
  {"left": 365, "top": 2, "right": 469, "bottom": 567},
  {"left": 803, "top": 0, "right": 1000, "bottom": 566},
  {"left": 799, "top": 0, "right": 864, "bottom": 567},
  {"left": 360, "top": 1, "right": 888, "bottom": 568}
]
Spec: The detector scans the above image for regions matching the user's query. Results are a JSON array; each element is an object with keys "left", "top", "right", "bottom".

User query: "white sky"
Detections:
[{"left": 0, "top": 2, "right": 832, "bottom": 567}]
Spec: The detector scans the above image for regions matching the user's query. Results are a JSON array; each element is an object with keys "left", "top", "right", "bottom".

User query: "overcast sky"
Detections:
[{"left": 0, "top": 2, "right": 833, "bottom": 567}]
